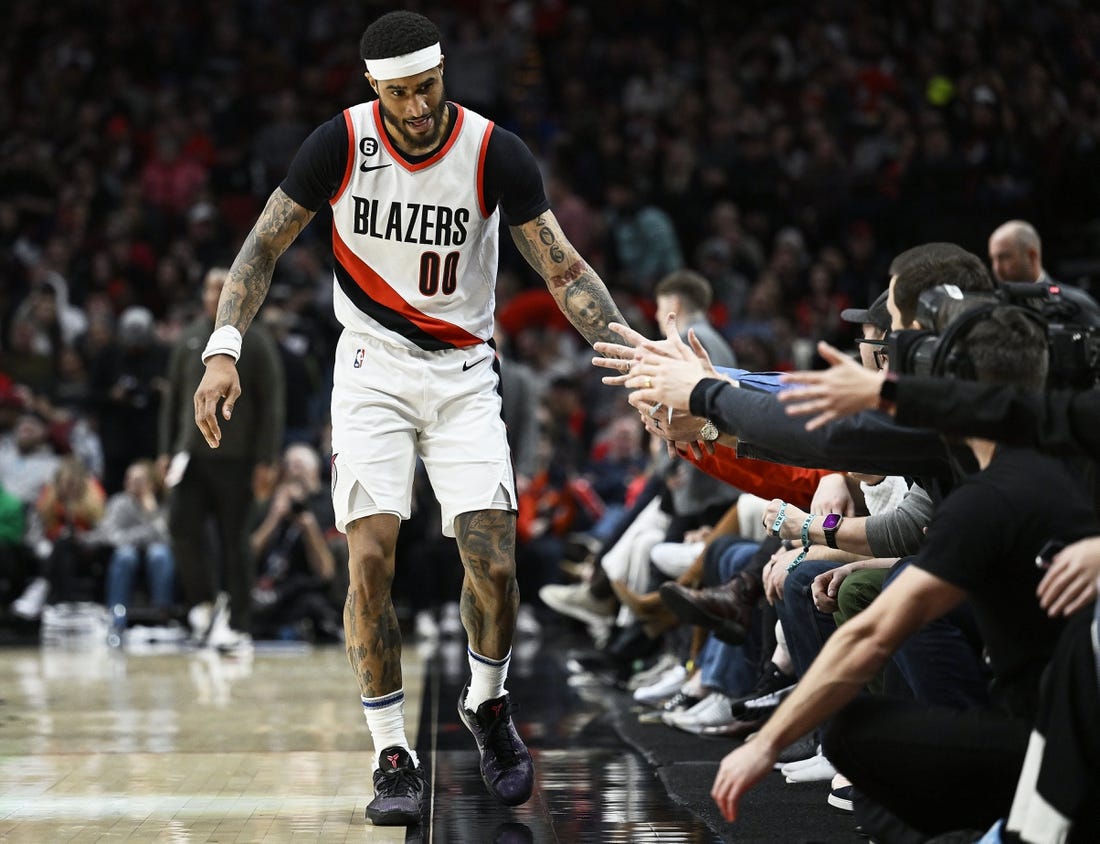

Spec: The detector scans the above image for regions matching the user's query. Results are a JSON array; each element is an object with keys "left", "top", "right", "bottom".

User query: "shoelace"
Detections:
[
  {"left": 376, "top": 764, "right": 423, "bottom": 797},
  {"left": 480, "top": 700, "right": 521, "bottom": 766}
]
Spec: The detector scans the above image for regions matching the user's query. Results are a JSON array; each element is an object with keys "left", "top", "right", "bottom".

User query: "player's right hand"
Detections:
[{"left": 194, "top": 356, "right": 242, "bottom": 449}]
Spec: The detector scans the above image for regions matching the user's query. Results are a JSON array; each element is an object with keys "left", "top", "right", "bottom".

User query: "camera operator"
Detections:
[
  {"left": 249, "top": 443, "right": 342, "bottom": 642},
  {"left": 704, "top": 305, "right": 1099, "bottom": 841}
]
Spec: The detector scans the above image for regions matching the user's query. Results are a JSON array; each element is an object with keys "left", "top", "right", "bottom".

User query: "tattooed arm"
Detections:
[
  {"left": 194, "top": 188, "right": 315, "bottom": 449},
  {"left": 216, "top": 188, "right": 316, "bottom": 334},
  {"left": 510, "top": 211, "right": 628, "bottom": 347}
]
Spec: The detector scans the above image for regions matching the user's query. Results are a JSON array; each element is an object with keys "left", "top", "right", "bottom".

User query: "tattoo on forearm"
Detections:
[
  {"left": 563, "top": 277, "right": 628, "bottom": 347},
  {"left": 455, "top": 510, "right": 518, "bottom": 657},
  {"left": 216, "top": 189, "right": 314, "bottom": 334},
  {"left": 510, "top": 215, "right": 628, "bottom": 347}
]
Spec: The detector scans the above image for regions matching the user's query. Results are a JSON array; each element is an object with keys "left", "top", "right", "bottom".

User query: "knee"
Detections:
[
  {"left": 146, "top": 543, "right": 173, "bottom": 566},
  {"left": 473, "top": 558, "right": 516, "bottom": 591},
  {"left": 111, "top": 545, "right": 140, "bottom": 570},
  {"left": 347, "top": 547, "right": 394, "bottom": 602},
  {"left": 834, "top": 580, "right": 866, "bottom": 620}
]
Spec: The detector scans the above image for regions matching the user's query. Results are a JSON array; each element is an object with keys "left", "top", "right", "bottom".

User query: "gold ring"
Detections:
[{"left": 645, "top": 377, "right": 653, "bottom": 389}]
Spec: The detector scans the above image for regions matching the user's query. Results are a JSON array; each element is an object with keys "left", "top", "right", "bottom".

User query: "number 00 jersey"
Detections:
[{"left": 329, "top": 101, "right": 501, "bottom": 351}]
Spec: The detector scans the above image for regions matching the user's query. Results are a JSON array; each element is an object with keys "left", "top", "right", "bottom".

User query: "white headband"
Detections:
[{"left": 365, "top": 43, "right": 442, "bottom": 80}]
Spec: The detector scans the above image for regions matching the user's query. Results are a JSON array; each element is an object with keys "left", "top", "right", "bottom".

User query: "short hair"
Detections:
[
  {"left": 888, "top": 242, "right": 970, "bottom": 278},
  {"left": 360, "top": 11, "right": 441, "bottom": 62},
  {"left": 893, "top": 252, "right": 994, "bottom": 326},
  {"left": 957, "top": 306, "right": 1048, "bottom": 390},
  {"left": 654, "top": 270, "right": 713, "bottom": 312}
]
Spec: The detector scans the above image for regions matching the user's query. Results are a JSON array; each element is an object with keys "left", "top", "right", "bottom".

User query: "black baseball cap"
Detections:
[{"left": 841, "top": 290, "right": 891, "bottom": 332}]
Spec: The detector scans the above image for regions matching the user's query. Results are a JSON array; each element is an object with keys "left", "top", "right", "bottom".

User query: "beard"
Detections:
[{"left": 379, "top": 88, "right": 448, "bottom": 153}]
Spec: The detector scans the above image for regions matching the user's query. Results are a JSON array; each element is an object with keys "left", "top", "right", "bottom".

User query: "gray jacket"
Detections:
[{"left": 90, "top": 493, "right": 170, "bottom": 549}]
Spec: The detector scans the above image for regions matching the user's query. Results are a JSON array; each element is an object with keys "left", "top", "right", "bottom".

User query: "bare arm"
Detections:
[
  {"left": 216, "top": 188, "right": 316, "bottom": 334},
  {"left": 710, "top": 565, "right": 965, "bottom": 821},
  {"left": 510, "top": 211, "right": 627, "bottom": 346},
  {"left": 194, "top": 188, "right": 314, "bottom": 449}
]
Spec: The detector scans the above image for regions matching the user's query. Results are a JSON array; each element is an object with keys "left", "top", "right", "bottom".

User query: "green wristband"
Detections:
[
  {"left": 801, "top": 514, "right": 816, "bottom": 549},
  {"left": 786, "top": 548, "right": 810, "bottom": 573}
]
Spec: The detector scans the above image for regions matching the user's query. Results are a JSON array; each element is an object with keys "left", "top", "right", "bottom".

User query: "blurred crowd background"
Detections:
[{"left": 2, "top": 0, "right": 1099, "bottom": 636}]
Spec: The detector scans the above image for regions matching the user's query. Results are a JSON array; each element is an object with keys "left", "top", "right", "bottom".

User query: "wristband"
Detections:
[
  {"left": 202, "top": 325, "right": 243, "bottom": 364},
  {"left": 769, "top": 502, "right": 788, "bottom": 537},
  {"left": 801, "top": 514, "right": 816, "bottom": 549},
  {"left": 786, "top": 548, "right": 810, "bottom": 572}
]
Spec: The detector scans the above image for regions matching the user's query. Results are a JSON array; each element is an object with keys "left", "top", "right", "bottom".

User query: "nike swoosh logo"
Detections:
[
  {"left": 360, "top": 163, "right": 392, "bottom": 173},
  {"left": 462, "top": 357, "right": 489, "bottom": 371}
]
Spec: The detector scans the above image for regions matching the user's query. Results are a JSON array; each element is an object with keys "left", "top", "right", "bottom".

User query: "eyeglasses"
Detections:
[{"left": 856, "top": 333, "right": 890, "bottom": 370}]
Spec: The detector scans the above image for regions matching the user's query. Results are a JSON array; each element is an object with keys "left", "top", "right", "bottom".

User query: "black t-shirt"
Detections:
[
  {"left": 913, "top": 446, "right": 1099, "bottom": 717},
  {"left": 280, "top": 102, "right": 550, "bottom": 225}
]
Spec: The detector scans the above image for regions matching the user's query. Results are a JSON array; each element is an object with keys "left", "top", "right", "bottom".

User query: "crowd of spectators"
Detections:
[
  {"left": 0, "top": 0, "right": 1098, "bottom": 640},
  {"left": 0, "top": 1, "right": 1098, "bottom": 839}
]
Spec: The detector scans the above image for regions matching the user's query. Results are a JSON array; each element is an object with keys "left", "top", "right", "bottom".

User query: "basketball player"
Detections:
[{"left": 193, "top": 10, "right": 630, "bottom": 827}]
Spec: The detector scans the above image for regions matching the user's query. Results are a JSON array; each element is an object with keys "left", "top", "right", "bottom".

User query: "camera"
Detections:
[
  {"left": 889, "top": 282, "right": 1100, "bottom": 387},
  {"left": 290, "top": 498, "right": 307, "bottom": 515}
]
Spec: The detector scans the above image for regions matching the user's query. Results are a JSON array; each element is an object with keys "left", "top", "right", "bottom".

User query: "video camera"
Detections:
[{"left": 888, "top": 282, "right": 1100, "bottom": 388}]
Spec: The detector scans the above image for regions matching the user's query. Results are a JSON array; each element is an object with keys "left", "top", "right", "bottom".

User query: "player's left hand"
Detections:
[{"left": 194, "top": 356, "right": 241, "bottom": 449}]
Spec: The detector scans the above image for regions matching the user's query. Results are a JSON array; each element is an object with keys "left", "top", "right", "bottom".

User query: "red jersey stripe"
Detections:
[{"left": 331, "top": 225, "right": 483, "bottom": 347}]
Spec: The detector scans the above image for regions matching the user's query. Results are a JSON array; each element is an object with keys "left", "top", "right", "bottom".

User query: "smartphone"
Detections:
[{"left": 1035, "top": 539, "right": 1066, "bottom": 570}]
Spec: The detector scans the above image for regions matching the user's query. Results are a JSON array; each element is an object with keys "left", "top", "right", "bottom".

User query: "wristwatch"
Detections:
[
  {"left": 699, "top": 419, "right": 720, "bottom": 442},
  {"left": 822, "top": 513, "right": 843, "bottom": 549}
]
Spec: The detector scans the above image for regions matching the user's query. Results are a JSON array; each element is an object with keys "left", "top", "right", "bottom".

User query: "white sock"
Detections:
[
  {"left": 361, "top": 689, "right": 418, "bottom": 767},
  {"left": 465, "top": 647, "right": 510, "bottom": 711}
]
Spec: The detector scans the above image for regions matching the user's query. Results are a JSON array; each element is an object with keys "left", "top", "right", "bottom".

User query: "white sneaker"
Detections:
[
  {"left": 205, "top": 593, "right": 253, "bottom": 654},
  {"left": 627, "top": 651, "right": 680, "bottom": 690},
  {"left": 665, "top": 691, "right": 739, "bottom": 735},
  {"left": 439, "top": 602, "right": 463, "bottom": 637},
  {"left": 633, "top": 663, "right": 688, "bottom": 705},
  {"left": 515, "top": 604, "right": 541, "bottom": 637},
  {"left": 783, "top": 753, "right": 836, "bottom": 783},
  {"left": 415, "top": 610, "right": 439, "bottom": 641},
  {"left": 187, "top": 601, "right": 214, "bottom": 643},
  {"left": 778, "top": 746, "right": 824, "bottom": 773},
  {"left": 539, "top": 582, "right": 616, "bottom": 627},
  {"left": 12, "top": 577, "right": 50, "bottom": 620}
]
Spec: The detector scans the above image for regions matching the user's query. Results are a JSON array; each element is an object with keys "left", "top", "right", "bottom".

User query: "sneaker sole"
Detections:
[
  {"left": 366, "top": 806, "right": 422, "bottom": 825},
  {"left": 540, "top": 599, "right": 614, "bottom": 628},
  {"left": 827, "top": 792, "right": 854, "bottom": 812}
]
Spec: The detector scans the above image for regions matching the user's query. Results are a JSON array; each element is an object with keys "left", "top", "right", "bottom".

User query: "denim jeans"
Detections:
[
  {"left": 105, "top": 542, "right": 175, "bottom": 612},
  {"left": 698, "top": 540, "right": 765, "bottom": 696},
  {"left": 884, "top": 559, "right": 990, "bottom": 708},
  {"left": 775, "top": 558, "right": 840, "bottom": 678}
]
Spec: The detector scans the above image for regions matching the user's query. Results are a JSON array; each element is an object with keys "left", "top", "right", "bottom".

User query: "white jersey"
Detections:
[{"left": 329, "top": 101, "right": 500, "bottom": 351}]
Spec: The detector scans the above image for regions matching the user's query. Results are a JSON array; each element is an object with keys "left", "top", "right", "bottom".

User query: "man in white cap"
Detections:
[{"left": 192, "top": 8, "right": 632, "bottom": 827}]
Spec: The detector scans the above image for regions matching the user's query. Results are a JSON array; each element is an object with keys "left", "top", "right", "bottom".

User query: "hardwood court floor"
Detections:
[{"left": 0, "top": 632, "right": 722, "bottom": 843}]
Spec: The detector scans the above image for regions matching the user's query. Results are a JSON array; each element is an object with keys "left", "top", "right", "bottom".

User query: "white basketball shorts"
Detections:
[{"left": 330, "top": 329, "right": 516, "bottom": 537}]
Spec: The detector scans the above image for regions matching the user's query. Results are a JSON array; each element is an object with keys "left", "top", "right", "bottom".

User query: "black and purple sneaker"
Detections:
[
  {"left": 458, "top": 683, "right": 535, "bottom": 806},
  {"left": 365, "top": 745, "right": 426, "bottom": 826}
]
